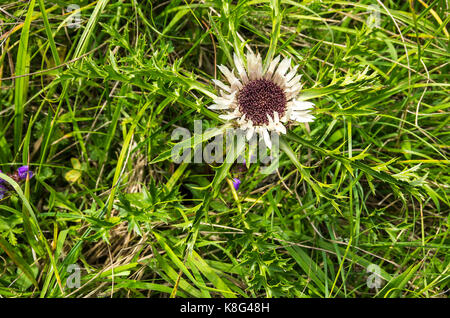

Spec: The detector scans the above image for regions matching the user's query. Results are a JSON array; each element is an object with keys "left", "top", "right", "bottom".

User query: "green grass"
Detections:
[{"left": 0, "top": 0, "right": 449, "bottom": 298}]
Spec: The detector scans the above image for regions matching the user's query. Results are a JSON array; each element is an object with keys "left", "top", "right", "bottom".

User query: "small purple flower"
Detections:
[
  {"left": 0, "top": 184, "right": 6, "bottom": 199},
  {"left": 17, "top": 165, "right": 33, "bottom": 180},
  {"left": 0, "top": 169, "right": 4, "bottom": 183},
  {"left": 232, "top": 178, "right": 241, "bottom": 191}
]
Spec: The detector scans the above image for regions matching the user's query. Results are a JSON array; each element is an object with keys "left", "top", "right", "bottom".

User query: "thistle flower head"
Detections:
[{"left": 209, "top": 49, "right": 315, "bottom": 148}]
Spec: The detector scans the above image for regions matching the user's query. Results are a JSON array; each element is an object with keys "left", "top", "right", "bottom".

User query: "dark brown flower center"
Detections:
[{"left": 237, "top": 79, "right": 286, "bottom": 125}]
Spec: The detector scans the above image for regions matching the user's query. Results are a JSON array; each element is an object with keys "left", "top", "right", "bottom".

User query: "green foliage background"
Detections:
[{"left": 0, "top": 0, "right": 448, "bottom": 297}]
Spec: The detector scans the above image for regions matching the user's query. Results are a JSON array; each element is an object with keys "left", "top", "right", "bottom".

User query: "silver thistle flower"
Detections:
[{"left": 208, "top": 50, "right": 315, "bottom": 149}]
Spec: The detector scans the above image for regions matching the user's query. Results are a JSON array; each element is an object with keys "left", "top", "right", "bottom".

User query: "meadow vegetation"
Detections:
[{"left": 0, "top": 0, "right": 448, "bottom": 298}]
